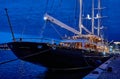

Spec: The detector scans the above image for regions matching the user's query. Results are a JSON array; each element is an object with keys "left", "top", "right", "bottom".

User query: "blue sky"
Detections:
[{"left": 0, "top": 0, "right": 120, "bottom": 43}]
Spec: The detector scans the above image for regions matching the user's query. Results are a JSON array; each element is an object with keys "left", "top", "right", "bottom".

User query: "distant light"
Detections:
[
  {"left": 95, "top": 13, "right": 101, "bottom": 19},
  {"left": 114, "top": 42, "right": 120, "bottom": 45},
  {"left": 96, "top": 14, "right": 99, "bottom": 18},
  {"left": 44, "top": 16, "right": 47, "bottom": 20},
  {"left": 98, "top": 38, "right": 101, "bottom": 41},
  {"left": 103, "top": 52, "right": 106, "bottom": 56},
  {"left": 86, "top": 14, "right": 91, "bottom": 20},
  {"left": 110, "top": 46, "right": 113, "bottom": 48}
]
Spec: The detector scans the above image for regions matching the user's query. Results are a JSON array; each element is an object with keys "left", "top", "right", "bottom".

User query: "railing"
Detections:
[{"left": 13, "top": 37, "right": 61, "bottom": 44}]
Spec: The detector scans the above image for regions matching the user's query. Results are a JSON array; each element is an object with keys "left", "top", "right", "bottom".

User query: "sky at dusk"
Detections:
[{"left": 0, "top": 0, "right": 120, "bottom": 43}]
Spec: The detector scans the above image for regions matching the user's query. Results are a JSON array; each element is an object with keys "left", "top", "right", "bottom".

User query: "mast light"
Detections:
[
  {"left": 86, "top": 14, "right": 91, "bottom": 20},
  {"left": 44, "top": 16, "right": 48, "bottom": 20}
]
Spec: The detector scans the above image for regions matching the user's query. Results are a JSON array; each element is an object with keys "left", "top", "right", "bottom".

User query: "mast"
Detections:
[
  {"left": 44, "top": 0, "right": 92, "bottom": 35},
  {"left": 92, "top": 0, "right": 94, "bottom": 34},
  {"left": 79, "top": 0, "right": 82, "bottom": 35},
  {"left": 97, "top": 0, "right": 101, "bottom": 36},
  {"left": 5, "top": 8, "right": 16, "bottom": 42}
]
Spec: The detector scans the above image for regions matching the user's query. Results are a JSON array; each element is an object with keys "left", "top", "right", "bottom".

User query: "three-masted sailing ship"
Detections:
[{"left": 7, "top": 0, "right": 110, "bottom": 70}]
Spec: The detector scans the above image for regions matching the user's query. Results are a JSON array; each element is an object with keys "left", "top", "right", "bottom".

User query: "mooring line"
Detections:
[{"left": 0, "top": 49, "right": 50, "bottom": 65}]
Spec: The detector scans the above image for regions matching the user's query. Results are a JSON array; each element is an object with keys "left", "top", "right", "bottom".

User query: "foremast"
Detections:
[{"left": 79, "top": 0, "right": 83, "bottom": 35}]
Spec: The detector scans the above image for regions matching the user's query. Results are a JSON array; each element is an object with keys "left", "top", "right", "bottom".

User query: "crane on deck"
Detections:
[{"left": 44, "top": 13, "right": 92, "bottom": 35}]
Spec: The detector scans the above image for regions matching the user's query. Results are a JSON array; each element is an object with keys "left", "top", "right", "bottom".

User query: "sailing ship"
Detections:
[{"left": 7, "top": 0, "right": 110, "bottom": 70}]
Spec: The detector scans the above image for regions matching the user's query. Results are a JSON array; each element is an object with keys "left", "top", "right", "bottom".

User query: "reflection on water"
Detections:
[
  {"left": 0, "top": 50, "right": 93, "bottom": 79},
  {"left": 0, "top": 50, "right": 47, "bottom": 79},
  {"left": 43, "top": 68, "right": 93, "bottom": 79}
]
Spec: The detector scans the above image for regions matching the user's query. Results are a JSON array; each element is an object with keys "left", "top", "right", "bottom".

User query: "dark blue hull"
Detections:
[{"left": 7, "top": 42, "right": 110, "bottom": 70}]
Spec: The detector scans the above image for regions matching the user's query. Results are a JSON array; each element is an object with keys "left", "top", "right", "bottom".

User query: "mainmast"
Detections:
[
  {"left": 44, "top": 0, "right": 92, "bottom": 35},
  {"left": 79, "top": 0, "right": 83, "bottom": 35},
  {"left": 97, "top": 0, "right": 101, "bottom": 36},
  {"left": 92, "top": 0, "right": 95, "bottom": 34}
]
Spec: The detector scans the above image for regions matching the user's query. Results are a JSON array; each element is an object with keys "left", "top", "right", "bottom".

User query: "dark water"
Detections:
[{"left": 0, "top": 50, "right": 93, "bottom": 79}]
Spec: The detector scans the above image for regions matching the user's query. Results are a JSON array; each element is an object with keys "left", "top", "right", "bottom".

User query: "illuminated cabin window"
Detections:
[
  {"left": 84, "top": 43, "right": 90, "bottom": 49},
  {"left": 60, "top": 42, "right": 83, "bottom": 49},
  {"left": 75, "top": 42, "right": 82, "bottom": 49},
  {"left": 84, "top": 43, "right": 97, "bottom": 51}
]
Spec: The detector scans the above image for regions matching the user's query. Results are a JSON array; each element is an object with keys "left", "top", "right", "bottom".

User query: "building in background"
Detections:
[{"left": 109, "top": 42, "right": 120, "bottom": 54}]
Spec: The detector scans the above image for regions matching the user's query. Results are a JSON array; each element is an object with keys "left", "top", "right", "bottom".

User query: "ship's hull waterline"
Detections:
[{"left": 7, "top": 42, "right": 110, "bottom": 70}]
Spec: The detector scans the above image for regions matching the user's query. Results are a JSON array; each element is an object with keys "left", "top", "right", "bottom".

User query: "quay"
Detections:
[
  {"left": 83, "top": 55, "right": 120, "bottom": 79},
  {"left": 98, "top": 55, "right": 120, "bottom": 79},
  {"left": 0, "top": 43, "right": 10, "bottom": 50}
]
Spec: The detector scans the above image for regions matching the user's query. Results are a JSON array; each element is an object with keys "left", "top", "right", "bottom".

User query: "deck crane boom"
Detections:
[
  {"left": 44, "top": 13, "right": 80, "bottom": 35},
  {"left": 44, "top": 13, "right": 92, "bottom": 35}
]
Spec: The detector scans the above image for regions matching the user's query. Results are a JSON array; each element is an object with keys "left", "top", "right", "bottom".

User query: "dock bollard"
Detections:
[{"left": 107, "top": 67, "right": 112, "bottom": 72}]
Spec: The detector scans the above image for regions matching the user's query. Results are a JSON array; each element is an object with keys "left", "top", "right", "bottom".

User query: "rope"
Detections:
[
  {"left": 40, "top": 21, "right": 47, "bottom": 37},
  {"left": 75, "top": 0, "right": 78, "bottom": 17},
  {"left": 52, "top": 0, "right": 63, "bottom": 14},
  {"left": 44, "top": 0, "right": 49, "bottom": 13},
  {"left": 0, "top": 49, "right": 50, "bottom": 65},
  {"left": 50, "top": 23, "right": 63, "bottom": 39},
  {"left": 51, "top": 66, "right": 91, "bottom": 71},
  {"left": 59, "top": 0, "right": 63, "bottom": 8},
  {"left": 83, "top": 55, "right": 93, "bottom": 67},
  {"left": 49, "top": 0, "right": 55, "bottom": 13},
  {"left": 74, "top": 0, "right": 78, "bottom": 23},
  {"left": 0, "top": 58, "right": 18, "bottom": 65},
  {"left": 21, "top": 25, "right": 26, "bottom": 38}
]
